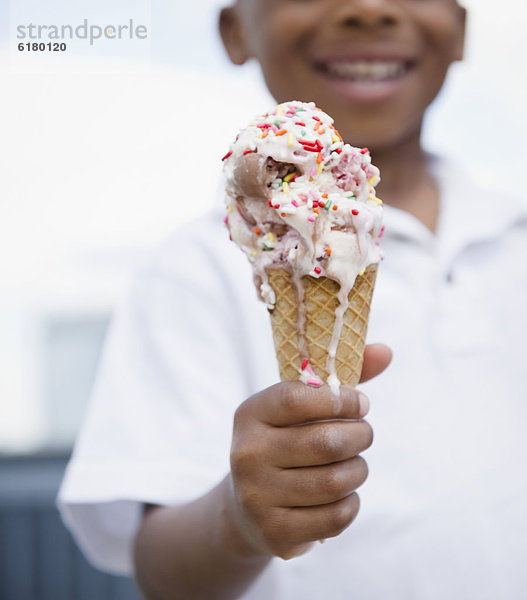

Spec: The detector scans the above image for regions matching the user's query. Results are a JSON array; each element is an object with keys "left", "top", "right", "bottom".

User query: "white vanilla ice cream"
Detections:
[{"left": 223, "top": 101, "right": 384, "bottom": 392}]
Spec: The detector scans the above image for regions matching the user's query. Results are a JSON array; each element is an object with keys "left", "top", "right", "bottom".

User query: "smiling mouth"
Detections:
[{"left": 316, "top": 60, "right": 413, "bottom": 82}]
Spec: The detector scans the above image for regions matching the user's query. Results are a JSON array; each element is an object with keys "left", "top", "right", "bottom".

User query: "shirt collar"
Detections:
[
  {"left": 382, "top": 155, "right": 527, "bottom": 266},
  {"left": 217, "top": 155, "right": 527, "bottom": 265},
  {"left": 434, "top": 155, "right": 527, "bottom": 267}
]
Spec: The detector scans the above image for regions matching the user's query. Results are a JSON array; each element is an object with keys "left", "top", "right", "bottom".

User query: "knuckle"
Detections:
[
  {"left": 353, "top": 456, "right": 369, "bottom": 488},
  {"left": 319, "top": 465, "right": 345, "bottom": 498},
  {"left": 233, "top": 401, "right": 249, "bottom": 429},
  {"left": 280, "top": 382, "right": 305, "bottom": 415},
  {"left": 313, "top": 425, "right": 342, "bottom": 462},
  {"left": 230, "top": 443, "right": 257, "bottom": 476},
  {"left": 233, "top": 392, "right": 263, "bottom": 426},
  {"left": 328, "top": 505, "right": 352, "bottom": 534},
  {"left": 327, "top": 494, "right": 360, "bottom": 535}
]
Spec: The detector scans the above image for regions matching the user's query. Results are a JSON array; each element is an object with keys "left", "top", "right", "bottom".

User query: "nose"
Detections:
[{"left": 333, "top": 0, "right": 399, "bottom": 30}]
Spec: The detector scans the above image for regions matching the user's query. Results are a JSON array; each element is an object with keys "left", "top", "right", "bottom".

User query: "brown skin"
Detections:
[
  {"left": 220, "top": 0, "right": 466, "bottom": 231},
  {"left": 135, "top": 345, "right": 392, "bottom": 600},
  {"left": 135, "top": 2, "right": 466, "bottom": 598}
]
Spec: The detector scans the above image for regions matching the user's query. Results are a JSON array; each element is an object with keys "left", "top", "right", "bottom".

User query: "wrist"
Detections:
[{"left": 219, "top": 474, "right": 273, "bottom": 563}]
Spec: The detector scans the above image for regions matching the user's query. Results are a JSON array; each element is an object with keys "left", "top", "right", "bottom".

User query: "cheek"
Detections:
[
  {"left": 419, "top": 10, "right": 464, "bottom": 64},
  {"left": 254, "top": 18, "right": 320, "bottom": 101},
  {"left": 247, "top": 3, "right": 320, "bottom": 61}
]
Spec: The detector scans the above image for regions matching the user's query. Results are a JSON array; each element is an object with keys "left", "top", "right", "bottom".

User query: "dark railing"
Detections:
[{"left": 0, "top": 453, "right": 143, "bottom": 600}]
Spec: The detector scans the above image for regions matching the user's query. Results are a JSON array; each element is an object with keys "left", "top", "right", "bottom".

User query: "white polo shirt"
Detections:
[{"left": 58, "top": 157, "right": 527, "bottom": 599}]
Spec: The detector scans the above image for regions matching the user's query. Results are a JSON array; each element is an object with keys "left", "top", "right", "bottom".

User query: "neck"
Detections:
[{"left": 372, "top": 132, "right": 439, "bottom": 232}]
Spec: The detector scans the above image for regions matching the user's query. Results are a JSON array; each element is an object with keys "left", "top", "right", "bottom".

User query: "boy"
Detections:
[{"left": 59, "top": 1, "right": 527, "bottom": 598}]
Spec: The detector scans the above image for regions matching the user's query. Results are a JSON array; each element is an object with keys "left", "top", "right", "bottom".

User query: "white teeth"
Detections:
[{"left": 325, "top": 61, "right": 407, "bottom": 81}]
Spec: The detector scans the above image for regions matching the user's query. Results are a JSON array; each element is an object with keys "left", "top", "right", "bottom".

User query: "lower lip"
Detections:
[{"left": 317, "top": 68, "right": 413, "bottom": 105}]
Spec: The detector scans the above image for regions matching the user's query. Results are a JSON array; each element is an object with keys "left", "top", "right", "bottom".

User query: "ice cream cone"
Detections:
[
  {"left": 223, "top": 101, "right": 384, "bottom": 391},
  {"left": 268, "top": 264, "right": 378, "bottom": 388}
]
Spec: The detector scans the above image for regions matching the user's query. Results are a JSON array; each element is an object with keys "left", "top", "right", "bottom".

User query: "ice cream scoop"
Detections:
[{"left": 223, "top": 100, "right": 384, "bottom": 393}]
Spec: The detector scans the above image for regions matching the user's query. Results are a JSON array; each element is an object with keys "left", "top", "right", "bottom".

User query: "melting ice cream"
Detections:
[{"left": 223, "top": 101, "right": 384, "bottom": 393}]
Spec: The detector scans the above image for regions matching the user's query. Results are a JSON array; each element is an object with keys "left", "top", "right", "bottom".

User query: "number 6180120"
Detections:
[{"left": 18, "top": 42, "right": 67, "bottom": 51}]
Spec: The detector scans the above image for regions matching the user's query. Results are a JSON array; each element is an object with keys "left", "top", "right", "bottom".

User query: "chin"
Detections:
[{"left": 332, "top": 105, "right": 424, "bottom": 151}]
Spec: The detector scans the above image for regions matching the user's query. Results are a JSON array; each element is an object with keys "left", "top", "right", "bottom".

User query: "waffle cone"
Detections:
[{"left": 267, "top": 264, "right": 377, "bottom": 387}]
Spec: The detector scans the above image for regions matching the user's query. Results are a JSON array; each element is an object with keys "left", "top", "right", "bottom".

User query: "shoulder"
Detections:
[
  {"left": 119, "top": 208, "right": 266, "bottom": 351},
  {"left": 432, "top": 154, "right": 527, "bottom": 240},
  {"left": 134, "top": 207, "right": 255, "bottom": 299},
  {"left": 143, "top": 208, "right": 235, "bottom": 274}
]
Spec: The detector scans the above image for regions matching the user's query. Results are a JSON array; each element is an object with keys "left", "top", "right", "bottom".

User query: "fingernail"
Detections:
[{"left": 358, "top": 392, "right": 369, "bottom": 418}]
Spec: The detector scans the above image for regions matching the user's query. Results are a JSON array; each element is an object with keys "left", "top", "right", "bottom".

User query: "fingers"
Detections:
[
  {"left": 269, "top": 419, "right": 373, "bottom": 468},
  {"left": 249, "top": 382, "right": 369, "bottom": 427},
  {"left": 276, "top": 456, "right": 368, "bottom": 507},
  {"left": 359, "top": 343, "right": 392, "bottom": 383},
  {"left": 241, "top": 345, "right": 391, "bottom": 427},
  {"left": 230, "top": 378, "right": 376, "bottom": 559},
  {"left": 269, "top": 493, "right": 361, "bottom": 556}
]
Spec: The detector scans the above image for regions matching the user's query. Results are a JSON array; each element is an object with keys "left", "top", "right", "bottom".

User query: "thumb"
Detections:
[{"left": 359, "top": 343, "right": 392, "bottom": 383}]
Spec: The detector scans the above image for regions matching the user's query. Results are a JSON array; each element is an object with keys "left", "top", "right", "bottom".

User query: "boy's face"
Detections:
[{"left": 220, "top": 0, "right": 466, "bottom": 151}]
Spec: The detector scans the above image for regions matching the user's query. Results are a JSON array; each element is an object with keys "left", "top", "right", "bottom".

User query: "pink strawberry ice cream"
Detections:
[
  {"left": 222, "top": 100, "right": 384, "bottom": 392},
  {"left": 223, "top": 101, "right": 383, "bottom": 305}
]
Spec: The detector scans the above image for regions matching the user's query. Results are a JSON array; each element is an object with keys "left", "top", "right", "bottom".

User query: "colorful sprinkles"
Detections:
[
  {"left": 222, "top": 100, "right": 383, "bottom": 280},
  {"left": 222, "top": 100, "right": 384, "bottom": 394},
  {"left": 300, "top": 358, "right": 322, "bottom": 387}
]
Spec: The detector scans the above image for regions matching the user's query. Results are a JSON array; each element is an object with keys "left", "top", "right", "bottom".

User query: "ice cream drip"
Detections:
[{"left": 223, "top": 101, "right": 384, "bottom": 393}]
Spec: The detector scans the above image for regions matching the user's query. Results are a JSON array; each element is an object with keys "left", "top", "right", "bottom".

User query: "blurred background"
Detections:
[{"left": 0, "top": 0, "right": 526, "bottom": 598}]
